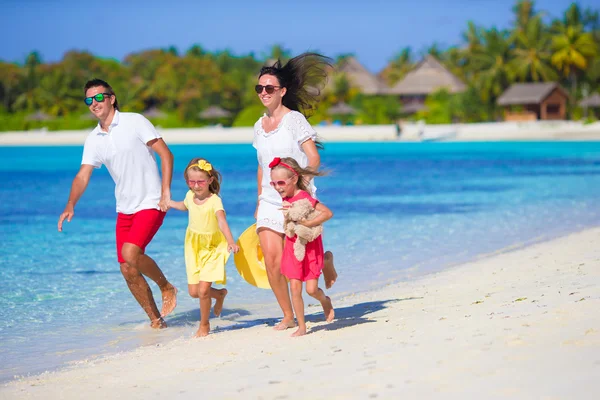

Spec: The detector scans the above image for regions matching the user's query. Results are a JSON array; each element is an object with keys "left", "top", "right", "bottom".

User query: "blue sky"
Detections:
[{"left": 1, "top": 0, "right": 597, "bottom": 72}]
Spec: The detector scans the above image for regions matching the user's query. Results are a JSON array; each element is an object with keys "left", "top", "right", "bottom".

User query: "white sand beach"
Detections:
[
  {"left": 1, "top": 121, "right": 600, "bottom": 146},
  {"left": 2, "top": 227, "right": 599, "bottom": 399}
]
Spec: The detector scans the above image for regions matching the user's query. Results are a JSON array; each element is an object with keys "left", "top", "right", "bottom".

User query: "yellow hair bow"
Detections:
[{"left": 188, "top": 160, "right": 212, "bottom": 174}]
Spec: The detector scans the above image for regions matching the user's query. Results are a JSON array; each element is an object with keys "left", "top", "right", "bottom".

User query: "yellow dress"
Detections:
[{"left": 184, "top": 191, "right": 229, "bottom": 285}]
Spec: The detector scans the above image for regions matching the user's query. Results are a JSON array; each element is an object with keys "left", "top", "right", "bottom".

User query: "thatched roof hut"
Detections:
[
  {"left": 497, "top": 82, "right": 568, "bottom": 106},
  {"left": 580, "top": 93, "right": 600, "bottom": 108},
  {"left": 327, "top": 102, "right": 357, "bottom": 115},
  {"left": 388, "top": 55, "right": 466, "bottom": 95},
  {"left": 335, "top": 56, "right": 387, "bottom": 95},
  {"left": 497, "top": 82, "right": 568, "bottom": 121},
  {"left": 199, "top": 106, "right": 232, "bottom": 119}
]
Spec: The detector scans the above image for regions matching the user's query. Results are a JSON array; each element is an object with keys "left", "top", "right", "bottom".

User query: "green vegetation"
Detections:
[{"left": 0, "top": 1, "right": 598, "bottom": 131}]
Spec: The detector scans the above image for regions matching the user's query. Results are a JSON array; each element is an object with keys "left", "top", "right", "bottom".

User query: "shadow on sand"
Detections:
[{"left": 138, "top": 296, "right": 422, "bottom": 335}]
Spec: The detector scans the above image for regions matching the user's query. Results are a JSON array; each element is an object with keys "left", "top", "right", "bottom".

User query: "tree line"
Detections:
[{"left": 0, "top": 1, "right": 598, "bottom": 131}]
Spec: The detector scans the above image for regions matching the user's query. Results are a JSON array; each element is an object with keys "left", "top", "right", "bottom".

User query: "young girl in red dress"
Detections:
[{"left": 268, "top": 156, "right": 335, "bottom": 337}]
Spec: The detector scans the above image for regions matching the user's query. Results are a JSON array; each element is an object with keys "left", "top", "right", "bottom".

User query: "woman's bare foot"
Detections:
[
  {"left": 160, "top": 285, "right": 178, "bottom": 318},
  {"left": 322, "top": 296, "right": 335, "bottom": 323},
  {"left": 323, "top": 251, "right": 338, "bottom": 289},
  {"left": 213, "top": 288, "right": 228, "bottom": 317},
  {"left": 274, "top": 318, "right": 296, "bottom": 331},
  {"left": 291, "top": 327, "right": 307, "bottom": 337},
  {"left": 150, "top": 317, "right": 167, "bottom": 329},
  {"left": 194, "top": 322, "right": 210, "bottom": 337}
]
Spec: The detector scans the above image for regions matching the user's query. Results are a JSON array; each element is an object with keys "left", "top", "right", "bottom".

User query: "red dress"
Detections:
[{"left": 280, "top": 190, "right": 325, "bottom": 281}]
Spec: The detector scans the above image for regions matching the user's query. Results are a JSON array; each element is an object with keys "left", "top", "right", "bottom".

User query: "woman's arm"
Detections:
[
  {"left": 255, "top": 164, "right": 263, "bottom": 219},
  {"left": 299, "top": 202, "right": 333, "bottom": 228},
  {"left": 169, "top": 200, "right": 187, "bottom": 211},
  {"left": 216, "top": 210, "right": 239, "bottom": 253},
  {"left": 301, "top": 140, "right": 320, "bottom": 171}
]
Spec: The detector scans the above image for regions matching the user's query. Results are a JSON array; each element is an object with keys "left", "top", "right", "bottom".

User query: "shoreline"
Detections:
[
  {"left": 3, "top": 226, "right": 599, "bottom": 399},
  {"left": 1, "top": 120, "right": 599, "bottom": 145}
]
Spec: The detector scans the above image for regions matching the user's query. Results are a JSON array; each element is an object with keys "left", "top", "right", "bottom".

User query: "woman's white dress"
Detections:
[{"left": 253, "top": 110, "right": 317, "bottom": 233}]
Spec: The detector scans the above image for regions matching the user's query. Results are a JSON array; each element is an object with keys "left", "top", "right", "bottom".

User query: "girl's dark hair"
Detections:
[
  {"left": 259, "top": 52, "right": 332, "bottom": 119},
  {"left": 184, "top": 157, "right": 222, "bottom": 195},
  {"left": 272, "top": 157, "right": 327, "bottom": 195},
  {"left": 84, "top": 78, "right": 120, "bottom": 111}
]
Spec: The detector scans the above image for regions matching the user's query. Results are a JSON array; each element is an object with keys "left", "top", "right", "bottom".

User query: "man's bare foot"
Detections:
[
  {"left": 274, "top": 319, "right": 296, "bottom": 331},
  {"left": 323, "top": 251, "right": 338, "bottom": 289},
  {"left": 150, "top": 317, "right": 167, "bottom": 329},
  {"left": 194, "top": 322, "right": 210, "bottom": 337},
  {"left": 160, "top": 284, "right": 178, "bottom": 318},
  {"left": 291, "top": 327, "right": 307, "bottom": 337},
  {"left": 213, "top": 288, "right": 228, "bottom": 317},
  {"left": 322, "top": 296, "right": 335, "bottom": 323}
]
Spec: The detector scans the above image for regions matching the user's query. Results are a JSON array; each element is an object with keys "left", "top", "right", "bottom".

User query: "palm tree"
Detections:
[
  {"left": 469, "top": 28, "right": 514, "bottom": 116},
  {"left": 380, "top": 47, "right": 413, "bottom": 86},
  {"left": 551, "top": 23, "right": 598, "bottom": 95},
  {"left": 510, "top": 16, "right": 557, "bottom": 82}
]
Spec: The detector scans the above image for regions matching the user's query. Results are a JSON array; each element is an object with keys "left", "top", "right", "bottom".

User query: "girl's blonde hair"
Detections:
[
  {"left": 184, "top": 157, "right": 222, "bottom": 195},
  {"left": 269, "top": 156, "right": 327, "bottom": 195}
]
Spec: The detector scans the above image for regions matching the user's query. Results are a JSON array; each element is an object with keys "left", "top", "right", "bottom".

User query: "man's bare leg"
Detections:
[
  {"left": 258, "top": 228, "right": 295, "bottom": 330},
  {"left": 120, "top": 262, "right": 165, "bottom": 329},
  {"left": 122, "top": 243, "right": 178, "bottom": 319},
  {"left": 322, "top": 251, "right": 338, "bottom": 289}
]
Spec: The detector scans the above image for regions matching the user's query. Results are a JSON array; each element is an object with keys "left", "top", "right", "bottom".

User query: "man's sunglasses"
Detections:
[
  {"left": 255, "top": 85, "right": 282, "bottom": 94},
  {"left": 84, "top": 93, "right": 112, "bottom": 106}
]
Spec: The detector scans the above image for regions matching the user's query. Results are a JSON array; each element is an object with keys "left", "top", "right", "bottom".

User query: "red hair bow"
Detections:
[{"left": 269, "top": 157, "right": 281, "bottom": 168}]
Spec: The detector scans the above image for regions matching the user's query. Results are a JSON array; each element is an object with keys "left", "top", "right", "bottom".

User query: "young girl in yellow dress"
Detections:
[{"left": 170, "top": 158, "right": 239, "bottom": 337}]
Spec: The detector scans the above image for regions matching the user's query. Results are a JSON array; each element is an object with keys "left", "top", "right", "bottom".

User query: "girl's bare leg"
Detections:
[
  {"left": 195, "top": 281, "right": 214, "bottom": 337},
  {"left": 289, "top": 279, "right": 306, "bottom": 337},
  {"left": 306, "top": 279, "right": 335, "bottom": 323},
  {"left": 187, "top": 285, "right": 228, "bottom": 317},
  {"left": 322, "top": 251, "right": 338, "bottom": 289},
  {"left": 258, "top": 228, "right": 295, "bottom": 330}
]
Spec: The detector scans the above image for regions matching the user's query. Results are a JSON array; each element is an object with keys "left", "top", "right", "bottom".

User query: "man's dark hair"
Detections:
[{"left": 84, "top": 78, "right": 119, "bottom": 111}]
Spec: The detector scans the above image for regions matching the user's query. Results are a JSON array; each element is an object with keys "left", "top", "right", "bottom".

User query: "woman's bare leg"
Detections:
[{"left": 258, "top": 228, "right": 295, "bottom": 330}]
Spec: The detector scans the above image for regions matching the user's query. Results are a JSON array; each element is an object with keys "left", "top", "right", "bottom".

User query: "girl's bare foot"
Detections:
[
  {"left": 213, "top": 288, "right": 227, "bottom": 317},
  {"left": 161, "top": 285, "right": 178, "bottom": 317},
  {"left": 323, "top": 251, "right": 337, "bottom": 289},
  {"left": 291, "top": 327, "right": 307, "bottom": 337},
  {"left": 150, "top": 317, "right": 167, "bottom": 329},
  {"left": 274, "top": 319, "right": 296, "bottom": 331},
  {"left": 322, "top": 296, "right": 335, "bottom": 323},
  {"left": 195, "top": 322, "right": 210, "bottom": 337}
]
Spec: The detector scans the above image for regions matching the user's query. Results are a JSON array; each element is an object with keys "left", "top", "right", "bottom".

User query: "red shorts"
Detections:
[{"left": 116, "top": 209, "right": 166, "bottom": 263}]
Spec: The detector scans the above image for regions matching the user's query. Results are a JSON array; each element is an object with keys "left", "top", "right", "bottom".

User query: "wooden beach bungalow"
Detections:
[
  {"left": 497, "top": 83, "right": 568, "bottom": 121},
  {"left": 387, "top": 55, "right": 466, "bottom": 114}
]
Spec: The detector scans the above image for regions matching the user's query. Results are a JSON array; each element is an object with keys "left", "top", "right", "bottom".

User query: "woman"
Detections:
[{"left": 252, "top": 53, "right": 337, "bottom": 330}]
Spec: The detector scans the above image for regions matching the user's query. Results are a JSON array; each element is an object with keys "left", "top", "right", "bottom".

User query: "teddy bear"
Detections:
[{"left": 282, "top": 198, "right": 323, "bottom": 261}]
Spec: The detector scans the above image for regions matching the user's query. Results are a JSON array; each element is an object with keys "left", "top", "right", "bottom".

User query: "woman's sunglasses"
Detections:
[
  {"left": 84, "top": 93, "right": 112, "bottom": 106},
  {"left": 255, "top": 85, "right": 282, "bottom": 94}
]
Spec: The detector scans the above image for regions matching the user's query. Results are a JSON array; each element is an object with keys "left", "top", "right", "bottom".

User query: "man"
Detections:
[{"left": 58, "top": 78, "right": 177, "bottom": 328}]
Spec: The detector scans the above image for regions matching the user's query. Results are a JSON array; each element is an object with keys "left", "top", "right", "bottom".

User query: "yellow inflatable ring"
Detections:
[{"left": 234, "top": 224, "right": 271, "bottom": 289}]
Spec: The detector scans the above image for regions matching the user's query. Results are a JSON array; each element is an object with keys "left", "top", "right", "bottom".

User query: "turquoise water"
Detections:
[{"left": 2, "top": 141, "right": 600, "bottom": 381}]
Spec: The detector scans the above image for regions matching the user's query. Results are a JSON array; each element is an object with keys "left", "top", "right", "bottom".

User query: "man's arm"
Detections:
[
  {"left": 58, "top": 164, "right": 95, "bottom": 231},
  {"left": 149, "top": 138, "right": 173, "bottom": 212}
]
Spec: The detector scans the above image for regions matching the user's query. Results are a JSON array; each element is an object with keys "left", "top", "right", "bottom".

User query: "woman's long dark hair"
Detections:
[{"left": 259, "top": 52, "right": 332, "bottom": 119}]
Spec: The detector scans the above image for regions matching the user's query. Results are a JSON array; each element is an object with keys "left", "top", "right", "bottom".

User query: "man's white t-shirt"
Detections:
[{"left": 82, "top": 110, "right": 162, "bottom": 214}]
